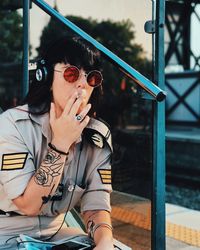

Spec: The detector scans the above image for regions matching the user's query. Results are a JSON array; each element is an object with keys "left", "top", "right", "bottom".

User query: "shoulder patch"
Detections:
[
  {"left": 98, "top": 169, "right": 112, "bottom": 184},
  {"left": 91, "top": 133, "right": 104, "bottom": 148},
  {"left": 85, "top": 118, "right": 113, "bottom": 151},
  {"left": 1, "top": 153, "right": 28, "bottom": 171}
]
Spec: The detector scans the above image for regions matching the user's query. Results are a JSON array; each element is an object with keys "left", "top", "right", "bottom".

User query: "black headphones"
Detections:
[
  {"left": 35, "top": 59, "right": 49, "bottom": 83},
  {"left": 28, "top": 59, "right": 53, "bottom": 84}
]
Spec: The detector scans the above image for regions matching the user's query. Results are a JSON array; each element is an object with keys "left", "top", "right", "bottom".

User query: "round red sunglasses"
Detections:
[{"left": 54, "top": 65, "right": 103, "bottom": 88}]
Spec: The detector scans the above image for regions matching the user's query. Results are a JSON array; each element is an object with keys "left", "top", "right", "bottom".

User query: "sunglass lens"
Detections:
[
  {"left": 87, "top": 71, "right": 102, "bottom": 87},
  {"left": 64, "top": 66, "right": 79, "bottom": 83}
]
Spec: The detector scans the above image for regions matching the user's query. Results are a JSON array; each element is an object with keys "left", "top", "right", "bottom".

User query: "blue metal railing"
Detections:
[
  {"left": 29, "top": 0, "right": 166, "bottom": 102},
  {"left": 22, "top": 0, "right": 30, "bottom": 98},
  {"left": 152, "top": 0, "right": 166, "bottom": 249}
]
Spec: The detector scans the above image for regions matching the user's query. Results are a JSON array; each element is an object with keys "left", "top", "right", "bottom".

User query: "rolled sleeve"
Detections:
[
  {"left": 2, "top": 161, "right": 35, "bottom": 200},
  {"left": 0, "top": 116, "right": 35, "bottom": 200},
  {"left": 81, "top": 190, "right": 111, "bottom": 212},
  {"left": 81, "top": 147, "right": 112, "bottom": 213}
]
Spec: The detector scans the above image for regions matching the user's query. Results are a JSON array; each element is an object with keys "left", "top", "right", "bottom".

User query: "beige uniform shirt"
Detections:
[{"left": 0, "top": 105, "right": 112, "bottom": 246}]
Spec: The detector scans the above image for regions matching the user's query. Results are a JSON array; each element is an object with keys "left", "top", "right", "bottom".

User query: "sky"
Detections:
[
  {"left": 191, "top": 4, "right": 200, "bottom": 69},
  {"left": 29, "top": 0, "right": 152, "bottom": 59}
]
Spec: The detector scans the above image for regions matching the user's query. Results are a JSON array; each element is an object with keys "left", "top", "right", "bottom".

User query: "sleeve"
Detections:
[
  {"left": 81, "top": 145, "right": 112, "bottom": 213},
  {"left": 0, "top": 114, "right": 35, "bottom": 200}
]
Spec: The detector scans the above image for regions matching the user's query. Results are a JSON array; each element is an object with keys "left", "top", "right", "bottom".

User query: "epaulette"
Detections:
[{"left": 84, "top": 118, "right": 113, "bottom": 152}]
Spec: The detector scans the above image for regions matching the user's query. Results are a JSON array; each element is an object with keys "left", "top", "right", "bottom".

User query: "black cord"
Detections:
[
  {"left": 5, "top": 235, "right": 19, "bottom": 244},
  {"left": 44, "top": 140, "right": 84, "bottom": 242}
]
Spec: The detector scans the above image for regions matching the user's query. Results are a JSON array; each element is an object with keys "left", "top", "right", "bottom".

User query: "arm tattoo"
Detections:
[
  {"left": 34, "top": 150, "right": 64, "bottom": 187},
  {"left": 42, "top": 194, "right": 51, "bottom": 204},
  {"left": 40, "top": 184, "right": 55, "bottom": 210}
]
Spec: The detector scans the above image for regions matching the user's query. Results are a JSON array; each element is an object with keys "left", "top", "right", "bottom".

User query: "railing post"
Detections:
[
  {"left": 22, "top": 0, "right": 30, "bottom": 98},
  {"left": 152, "top": 0, "right": 166, "bottom": 249}
]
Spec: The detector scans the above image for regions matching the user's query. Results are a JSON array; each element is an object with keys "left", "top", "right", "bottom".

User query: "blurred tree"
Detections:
[
  {"left": 0, "top": 9, "right": 23, "bottom": 63},
  {"left": 37, "top": 15, "right": 152, "bottom": 127},
  {"left": 0, "top": 8, "right": 23, "bottom": 110},
  {"left": 38, "top": 16, "right": 151, "bottom": 77},
  {"left": 37, "top": 16, "right": 97, "bottom": 57},
  {"left": 0, "top": 0, "right": 23, "bottom": 11}
]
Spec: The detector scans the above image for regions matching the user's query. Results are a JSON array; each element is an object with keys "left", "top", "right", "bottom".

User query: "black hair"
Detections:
[{"left": 24, "top": 35, "right": 103, "bottom": 116}]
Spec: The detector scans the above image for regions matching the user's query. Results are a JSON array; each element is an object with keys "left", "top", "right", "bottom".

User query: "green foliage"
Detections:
[
  {"left": 0, "top": 9, "right": 23, "bottom": 111},
  {"left": 0, "top": 10, "right": 23, "bottom": 63},
  {"left": 0, "top": 0, "right": 23, "bottom": 10},
  {"left": 38, "top": 16, "right": 151, "bottom": 86}
]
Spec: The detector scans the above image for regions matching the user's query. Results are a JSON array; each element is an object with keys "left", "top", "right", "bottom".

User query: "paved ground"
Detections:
[
  {"left": 110, "top": 191, "right": 200, "bottom": 250},
  {"left": 166, "top": 238, "right": 200, "bottom": 250}
]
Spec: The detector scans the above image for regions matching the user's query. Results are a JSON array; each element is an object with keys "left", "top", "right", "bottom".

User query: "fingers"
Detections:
[
  {"left": 76, "top": 105, "right": 91, "bottom": 130},
  {"left": 70, "top": 96, "right": 84, "bottom": 117},
  {"left": 80, "top": 115, "right": 90, "bottom": 129},
  {"left": 61, "top": 91, "right": 91, "bottom": 126},
  {"left": 75, "top": 103, "right": 91, "bottom": 122},
  {"left": 62, "top": 91, "right": 79, "bottom": 116}
]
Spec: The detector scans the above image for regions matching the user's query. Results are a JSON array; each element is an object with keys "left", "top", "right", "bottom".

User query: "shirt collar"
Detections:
[{"left": 13, "top": 104, "right": 51, "bottom": 142}]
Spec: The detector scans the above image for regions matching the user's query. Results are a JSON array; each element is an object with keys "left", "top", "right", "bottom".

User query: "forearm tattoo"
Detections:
[
  {"left": 34, "top": 149, "right": 64, "bottom": 187},
  {"left": 40, "top": 184, "right": 55, "bottom": 210}
]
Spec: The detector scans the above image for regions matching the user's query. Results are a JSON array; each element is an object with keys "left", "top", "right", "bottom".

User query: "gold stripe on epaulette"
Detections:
[
  {"left": 3, "top": 159, "right": 26, "bottom": 164},
  {"left": 98, "top": 169, "right": 111, "bottom": 175},
  {"left": 1, "top": 153, "right": 28, "bottom": 171},
  {"left": 3, "top": 153, "right": 27, "bottom": 160},
  {"left": 101, "top": 178, "right": 112, "bottom": 184},
  {"left": 101, "top": 174, "right": 111, "bottom": 179},
  {"left": 98, "top": 169, "right": 112, "bottom": 184}
]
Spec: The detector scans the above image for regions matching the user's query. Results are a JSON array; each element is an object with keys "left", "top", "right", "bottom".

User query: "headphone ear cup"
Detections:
[{"left": 35, "top": 59, "right": 48, "bottom": 83}]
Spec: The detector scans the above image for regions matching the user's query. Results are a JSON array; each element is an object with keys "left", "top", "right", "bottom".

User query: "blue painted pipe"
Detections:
[
  {"left": 32, "top": 0, "right": 166, "bottom": 102},
  {"left": 22, "top": 0, "right": 30, "bottom": 98}
]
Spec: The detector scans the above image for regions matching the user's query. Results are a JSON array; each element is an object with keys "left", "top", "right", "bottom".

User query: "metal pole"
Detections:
[
  {"left": 22, "top": 0, "right": 30, "bottom": 98},
  {"left": 152, "top": 0, "right": 166, "bottom": 249},
  {"left": 32, "top": 0, "right": 166, "bottom": 102}
]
